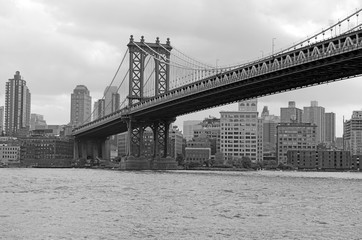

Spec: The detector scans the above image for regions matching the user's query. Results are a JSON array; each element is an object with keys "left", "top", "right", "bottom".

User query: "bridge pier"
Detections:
[
  {"left": 73, "top": 137, "right": 111, "bottom": 166},
  {"left": 120, "top": 117, "right": 178, "bottom": 170}
]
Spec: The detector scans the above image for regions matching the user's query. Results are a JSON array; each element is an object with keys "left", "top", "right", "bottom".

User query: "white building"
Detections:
[
  {"left": 0, "top": 144, "right": 20, "bottom": 165},
  {"left": 220, "top": 99, "right": 263, "bottom": 163}
]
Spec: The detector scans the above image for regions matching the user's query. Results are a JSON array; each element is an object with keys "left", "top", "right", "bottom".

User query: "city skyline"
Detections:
[{"left": 0, "top": 0, "right": 361, "bottom": 137}]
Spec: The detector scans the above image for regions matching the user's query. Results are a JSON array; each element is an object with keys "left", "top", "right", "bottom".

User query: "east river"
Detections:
[{"left": 0, "top": 169, "right": 361, "bottom": 239}]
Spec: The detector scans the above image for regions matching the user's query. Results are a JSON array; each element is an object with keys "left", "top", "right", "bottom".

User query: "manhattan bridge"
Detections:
[{"left": 73, "top": 9, "right": 362, "bottom": 170}]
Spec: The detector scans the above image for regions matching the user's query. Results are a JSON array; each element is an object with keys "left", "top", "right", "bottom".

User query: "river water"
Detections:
[{"left": 0, "top": 168, "right": 361, "bottom": 240}]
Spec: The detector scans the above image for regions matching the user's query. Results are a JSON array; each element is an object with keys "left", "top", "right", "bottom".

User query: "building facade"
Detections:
[
  {"left": 287, "top": 150, "right": 351, "bottom": 170},
  {"left": 70, "top": 85, "right": 92, "bottom": 127},
  {"left": 280, "top": 101, "right": 303, "bottom": 123},
  {"left": 104, "top": 86, "right": 120, "bottom": 115},
  {"left": 0, "top": 106, "right": 4, "bottom": 134},
  {"left": 220, "top": 99, "right": 263, "bottom": 163},
  {"left": 193, "top": 117, "right": 221, "bottom": 155},
  {"left": 302, "top": 101, "right": 325, "bottom": 143},
  {"left": 325, "top": 112, "right": 336, "bottom": 145},
  {"left": 276, "top": 122, "right": 317, "bottom": 164},
  {"left": 93, "top": 99, "right": 105, "bottom": 120},
  {"left": 5, "top": 71, "right": 31, "bottom": 136},
  {"left": 30, "top": 114, "right": 47, "bottom": 130},
  {"left": 0, "top": 144, "right": 20, "bottom": 165},
  {"left": 343, "top": 110, "right": 362, "bottom": 155},
  {"left": 183, "top": 120, "right": 202, "bottom": 141}
]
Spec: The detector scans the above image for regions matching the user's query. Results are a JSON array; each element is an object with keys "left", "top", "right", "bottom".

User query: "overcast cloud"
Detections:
[{"left": 0, "top": 0, "right": 361, "bottom": 136}]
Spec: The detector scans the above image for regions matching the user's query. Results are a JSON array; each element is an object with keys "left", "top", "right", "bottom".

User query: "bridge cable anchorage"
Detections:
[{"left": 79, "top": 48, "right": 129, "bottom": 126}]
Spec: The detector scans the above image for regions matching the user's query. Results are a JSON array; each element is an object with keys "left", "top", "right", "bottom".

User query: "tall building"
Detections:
[
  {"left": 169, "top": 125, "right": 183, "bottom": 158},
  {"left": 70, "top": 85, "right": 92, "bottom": 127},
  {"left": 183, "top": 120, "right": 202, "bottom": 141},
  {"left": 0, "top": 106, "right": 4, "bottom": 134},
  {"left": 302, "top": 101, "right": 325, "bottom": 143},
  {"left": 104, "top": 86, "right": 120, "bottom": 115},
  {"left": 5, "top": 71, "right": 31, "bottom": 136},
  {"left": 261, "top": 107, "right": 280, "bottom": 157},
  {"left": 325, "top": 112, "right": 336, "bottom": 144},
  {"left": 280, "top": 101, "right": 303, "bottom": 123},
  {"left": 276, "top": 122, "right": 317, "bottom": 164},
  {"left": 220, "top": 99, "right": 263, "bottom": 163},
  {"left": 30, "top": 114, "right": 47, "bottom": 130},
  {"left": 344, "top": 110, "right": 362, "bottom": 155},
  {"left": 93, "top": 99, "right": 105, "bottom": 120}
]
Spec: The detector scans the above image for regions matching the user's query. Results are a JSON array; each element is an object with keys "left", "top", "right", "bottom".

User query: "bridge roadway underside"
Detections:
[
  {"left": 75, "top": 48, "right": 362, "bottom": 138},
  {"left": 131, "top": 48, "right": 362, "bottom": 120}
]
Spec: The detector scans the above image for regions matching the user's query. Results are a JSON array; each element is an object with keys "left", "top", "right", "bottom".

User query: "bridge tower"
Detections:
[{"left": 123, "top": 36, "right": 177, "bottom": 170}]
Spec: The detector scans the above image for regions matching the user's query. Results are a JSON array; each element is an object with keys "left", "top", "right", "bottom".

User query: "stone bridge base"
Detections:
[{"left": 120, "top": 156, "right": 178, "bottom": 170}]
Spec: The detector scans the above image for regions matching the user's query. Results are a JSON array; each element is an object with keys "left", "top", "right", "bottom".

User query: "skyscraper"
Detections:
[
  {"left": 70, "top": 85, "right": 92, "bottom": 127},
  {"left": 344, "top": 111, "right": 362, "bottom": 155},
  {"left": 104, "top": 86, "right": 120, "bottom": 115},
  {"left": 93, "top": 99, "right": 105, "bottom": 120},
  {"left": 280, "top": 101, "right": 303, "bottom": 123},
  {"left": 183, "top": 120, "right": 202, "bottom": 141},
  {"left": 5, "top": 71, "right": 31, "bottom": 136},
  {"left": 325, "top": 112, "right": 336, "bottom": 144},
  {"left": 302, "top": 101, "right": 325, "bottom": 143},
  {"left": 0, "top": 106, "right": 4, "bottom": 134}
]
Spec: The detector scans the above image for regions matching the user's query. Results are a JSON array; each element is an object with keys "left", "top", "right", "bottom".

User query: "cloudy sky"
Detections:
[{"left": 0, "top": 0, "right": 361, "bottom": 136}]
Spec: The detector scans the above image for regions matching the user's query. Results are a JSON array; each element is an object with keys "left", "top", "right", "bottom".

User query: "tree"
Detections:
[{"left": 176, "top": 153, "right": 184, "bottom": 166}]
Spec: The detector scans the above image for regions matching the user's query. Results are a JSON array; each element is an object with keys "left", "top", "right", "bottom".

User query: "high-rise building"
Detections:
[
  {"left": 261, "top": 107, "right": 280, "bottom": 157},
  {"left": 276, "top": 122, "right": 317, "bottom": 164},
  {"left": 70, "top": 85, "right": 92, "bottom": 127},
  {"left": 280, "top": 101, "right": 303, "bottom": 123},
  {"left": 302, "top": 101, "right": 325, "bottom": 143},
  {"left": 30, "top": 114, "right": 47, "bottom": 130},
  {"left": 344, "top": 110, "right": 362, "bottom": 155},
  {"left": 220, "top": 99, "right": 263, "bottom": 163},
  {"left": 169, "top": 125, "right": 183, "bottom": 158},
  {"left": 93, "top": 99, "right": 105, "bottom": 120},
  {"left": 104, "top": 86, "right": 120, "bottom": 115},
  {"left": 183, "top": 120, "right": 202, "bottom": 141},
  {"left": 0, "top": 106, "right": 4, "bottom": 134},
  {"left": 325, "top": 112, "right": 336, "bottom": 144},
  {"left": 5, "top": 71, "right": 31, "bottom": 136}
]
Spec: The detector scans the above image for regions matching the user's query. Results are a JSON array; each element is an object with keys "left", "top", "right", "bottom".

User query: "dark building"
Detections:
[
  {"left": 287, "top": 150, "right": 351, "bottom": 170},
  {"left": 20, "top": 136, "right": 74, "bottom": 164}
]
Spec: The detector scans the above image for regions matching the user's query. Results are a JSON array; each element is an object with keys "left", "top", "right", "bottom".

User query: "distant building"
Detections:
[
  {"left": 185, "top": 137, "right": 211, "bottom": 165},
  {"left": 351, "top": 155, "right": 361, "bottom": 170},
  {"left": 287, "top": 150, "right": 351, "bottom": 170},
  {"left": 303, "top": 101, "right": 325, "bottom": 143},
  {"left": 343, "top": 110, "right": 362, "bottom": 155},
  {"left": 0, "top": 144, "right": 20, "bottom": 165},
  {"left": 193, "top": 117, "right": 220, "bottom": 155},
  {"left": 0, "top": 106, "right": 4, "bottom": 134},
  {"left": 276, "top": 122, "right": 317, "bottom": 164},
  {"left": 30, "top": 114, "right": 47, "bottom": 130},
  {"left": 169, "top": 125, "right": 183, "bottom": 158},
  {"left": 93, "top": 99, "right": 105, "bottom": 120},
  {"left": 104, "top": 86, "right": 120, "bottom": 115},
  {"left": 335, "top": 137, "right": 344, "bottom": 150},
  {"left": 280, "top": 101, "right": 302, "bottom": 123},
  {"left": 261, "top": 106, "right": 280, "bottom": 159},
  {"left": 325, "top": 112, "right": 336, "bottom": 145},
  {"left": 220, "top": 99, "right": 263, "bottom": 163},
  {"left": 183, "top": 120, "right": 202, "bottom": 141},
  {"left": 20, "top": 136, "right": 73, "bottom": 161},
  {"left": 70, "top": 85, "right": 92, "bottom": 127},
  {"left": 5, "top": 71, "right": 31, "bottom": 136}
]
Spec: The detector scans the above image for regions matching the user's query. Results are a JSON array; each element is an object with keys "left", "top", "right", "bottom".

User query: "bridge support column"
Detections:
[
  {"left": 150, "top": 118, "right": 178, "bottom": 170},
  {"left": 101, "top": 137, "right": 111, "bottom": 161},
  {"left": 120, "top": 118, "right": 150, "bottom": 170}
]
